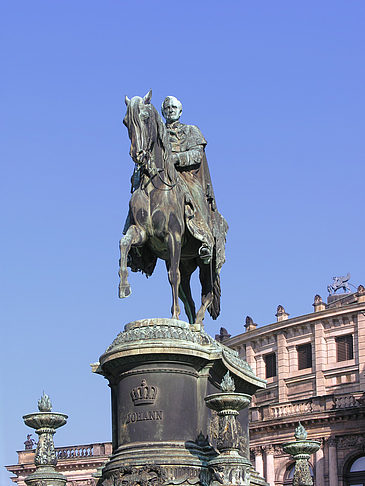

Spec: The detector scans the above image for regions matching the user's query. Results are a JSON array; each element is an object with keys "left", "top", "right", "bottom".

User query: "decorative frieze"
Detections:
[
  {"left": 336, "top": 435, "right": 365, "bottom": 449},
  {"left": 101, "top": 465, "right": 167, "bottom": 486}
]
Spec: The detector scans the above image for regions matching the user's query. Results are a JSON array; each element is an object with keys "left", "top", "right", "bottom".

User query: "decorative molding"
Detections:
[
  {"left": 105, "top": 322, "right": 254, "bottom": 374},
  {"left": 102, "top": 465, "right": 167, "bottom": 486},
  {"left": 263, "top": 445, "right": 275, "bottom": 455},
  {"left": 250, "top": 447, "right": 263, "bottom": 457},
  {"left": 337, "top": 435, "right": 365, "bottom": 450},
  {"left": 106, "top": 323, "right": 211, "bottom": 351},
  {"left": 130, "top": 379, "right": 157, "bottom": 406},
  {"left": 327, "top": 437, "right": 337, "bottom": 447}
]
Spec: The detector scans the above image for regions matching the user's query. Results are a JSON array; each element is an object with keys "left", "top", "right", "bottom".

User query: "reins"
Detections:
[{"left": 139, "top": 150, "right": 177, "bottom": 191}]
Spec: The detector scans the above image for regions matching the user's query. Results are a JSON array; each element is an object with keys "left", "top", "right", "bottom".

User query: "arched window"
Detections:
[{"left": 344, "top": 455, "right": 365, "bottom": 486}]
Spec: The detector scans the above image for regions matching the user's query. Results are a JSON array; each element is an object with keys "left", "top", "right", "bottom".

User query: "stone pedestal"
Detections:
[{"left": 94, "top": 318, "right": 268, "bottom": 486}]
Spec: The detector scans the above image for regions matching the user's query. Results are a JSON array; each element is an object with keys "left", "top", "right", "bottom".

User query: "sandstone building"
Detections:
[{"left": 224, "top": 286, "right": 365, "bottom": 486}]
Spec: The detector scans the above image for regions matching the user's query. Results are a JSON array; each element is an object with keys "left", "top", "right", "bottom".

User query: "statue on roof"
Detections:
[{"left": 327, "top": 273, "right": 351, "bottom": 295}]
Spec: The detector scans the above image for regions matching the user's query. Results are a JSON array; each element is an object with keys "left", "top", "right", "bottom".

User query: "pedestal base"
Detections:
[
  {"left": 94, "top": 318, "right": 267, "bottom": 486},
  {"left": 25, "top": 466, "right": 67, "bottom": 486}
]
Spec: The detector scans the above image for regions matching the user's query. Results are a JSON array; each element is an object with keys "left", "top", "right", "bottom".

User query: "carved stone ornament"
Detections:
[
  {"left": 34, "top": 430, "right": 57, "bottom": 466},
  {"left": 314, "top": 294, "right": 323, "bottom": 304},
  {"left": 292, "top": 458, "right": 313, "bottom": 486},
  {"left": 209, "top": 463, "right": 251, "bottom": 486},
  {"left": 337, "top": 435, "right": 365, "bottom": 449},
  {"left": 208, "top": 411, "right": 247, "bottom": 457},
  {"left": 220, "top": 372, "right": 235, "bottom": 392},
  {"left": 294, "top": 422, "right": 308, "bottom": 440},
  {"left": 250, "top": 446, "right": 263, "bottom": 457},
  {"left": 263, "top": 445, "right": 275, "bottom": 455},
  {"left": 38, "top": 393, "right": 52, "bottom": 412},
  {"left": 102, "top": 466, "right": 167, "bottom": 486},
  {"left": 69, "top": 481, "right": 96, "bottom": 486},
  {"left": 130, "top": 379, "right": 157, "bottom": 406},
  {"left": 105, "top": 320, "right": 253, "bottom": 375},
  {"left": 106, "top": 321, "right": 210, "bottom": 351}
]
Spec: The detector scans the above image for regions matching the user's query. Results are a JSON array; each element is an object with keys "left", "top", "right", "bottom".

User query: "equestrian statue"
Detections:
[{"left": 118, "top": 90, "right": 228, "bottom": 325}]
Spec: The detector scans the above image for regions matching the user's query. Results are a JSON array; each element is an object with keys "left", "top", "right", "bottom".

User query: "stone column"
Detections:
[
  {"left": 256, "top": 354, "right": 265, "bottom": 380},
  {"left": 328, "top": 438, "right": 339, "bottom": 486},
  {"left": 314, "top": 321, "right": 326, "bottom": 396},
  {"left": 326, "top": 336, "right": 336, "bottom": 365},
  {"left": 252, "top": 447, "right": 264, "bottom": 477},
  {"left": 315, "top": 440, "right": 324, "bottom": 486},
  {"left": 277, "top": 332, "right": 288, "bottom": 402},
  {"left": 264, "top": 445, "right": 275, "bottom": 486},
  {"left": 357, "top": 307, "right": 365, "bottom": 392},
  {"left": 288, "top": 345, "right": 297, "bottom": 373},
  {"left": 245, "top": 342, "right": 256, "bottom": 375}
]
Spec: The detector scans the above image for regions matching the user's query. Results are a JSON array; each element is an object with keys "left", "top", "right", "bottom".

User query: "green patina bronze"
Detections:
[
  {"left": 282, "top": 423, "right": 321, "bottom": 486},
  {"left": 118, "top": 91, "right": 228, "bottom": 325},
  {"left": 23, "top": 394, "right": 68, "bottom": 486}
]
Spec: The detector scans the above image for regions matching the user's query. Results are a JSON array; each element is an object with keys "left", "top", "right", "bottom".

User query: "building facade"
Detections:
[
  {"left": 225, "top": 286, "right": 365, "bottom": 486},
  {"left": 6, "top": 442, "right": 112, "bottom": 486}
]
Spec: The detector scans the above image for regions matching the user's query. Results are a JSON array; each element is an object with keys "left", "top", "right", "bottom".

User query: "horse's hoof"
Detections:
[{"left": 119, "top": 285, "right": 132, "bottom": 298}]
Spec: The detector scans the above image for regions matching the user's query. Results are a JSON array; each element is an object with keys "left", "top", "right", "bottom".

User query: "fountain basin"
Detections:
[
  {"left": 205, "top": 392, "right": 251, "bottom": 412},
  {"left": 282, "top": 440, "right": 321, "bottom": 457},
  {"left": 23, "top": 412, "right": 68, "bottom": 430}
]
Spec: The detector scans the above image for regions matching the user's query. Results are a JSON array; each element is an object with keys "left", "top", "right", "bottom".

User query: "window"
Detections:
[
  {"left": 297, "top": 343, "right": 312, "bottom": 370},
  {"left": 264, "top": 353, "right": 276, "bottom": 378},
  {"left": 344, "top": 455, "right": 365, "bottom": 486},
  {"left": 336, "top": 335, "right": 354, "bottom": 362},
  {"left": 350, "top": 457, "right": 365, "bottom": 472}
]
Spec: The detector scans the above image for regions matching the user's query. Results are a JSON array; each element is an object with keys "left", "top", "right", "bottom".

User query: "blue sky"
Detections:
[{"left": 1, "top": 1, "right": 365, "bottom": 482}]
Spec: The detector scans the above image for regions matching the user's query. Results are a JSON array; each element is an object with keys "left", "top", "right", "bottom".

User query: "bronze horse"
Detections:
[{"left": 118, "top": 90, "right": 226, "bottom": 324}]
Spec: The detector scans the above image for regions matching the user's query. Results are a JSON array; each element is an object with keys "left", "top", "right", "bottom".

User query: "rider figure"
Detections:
[{"left": 161, "top": 96, "right": 215, "bottom": 263}]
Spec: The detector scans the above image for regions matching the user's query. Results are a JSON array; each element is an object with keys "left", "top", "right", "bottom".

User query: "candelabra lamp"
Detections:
[
  {"left": 205, "top": 372, "right": 252, "bottom": 486},
  {"left": 282, "top": 423, "right": 320, "bottom": 486},
  {"left": 23, "top": 393, "right": 68, "bottom": 486}
]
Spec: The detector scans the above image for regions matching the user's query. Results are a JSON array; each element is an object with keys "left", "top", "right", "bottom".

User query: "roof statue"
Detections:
[
  {"left": 118, "top": 91, "right": 228, "bottom": 325},
  {"left": 327, "top": 273, "right": 351, "bottom": 295}
]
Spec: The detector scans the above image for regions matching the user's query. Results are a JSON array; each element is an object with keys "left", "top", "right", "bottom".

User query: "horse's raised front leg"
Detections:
[
  {"left": 166, "top": 232, "right": 182, "bottom": 320},
  {"left": 118, "top": 225, "right": 146, "bottom": 298},
  {"left": 195, "top": 262, "right": 213, "bottom": 325}
]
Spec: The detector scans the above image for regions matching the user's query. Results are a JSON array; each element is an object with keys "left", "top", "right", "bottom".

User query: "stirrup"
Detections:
[{"left": 199, "top": 244, "right": 212, "bottom": 264}]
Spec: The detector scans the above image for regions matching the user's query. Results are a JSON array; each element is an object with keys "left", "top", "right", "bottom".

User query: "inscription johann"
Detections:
[{"left": 124, "top": 410, "right": 163, "bottom": 424}]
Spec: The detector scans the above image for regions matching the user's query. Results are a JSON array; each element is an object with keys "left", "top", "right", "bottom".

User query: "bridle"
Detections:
[{"left": 133, "top": 139, "right": 177, "bottom": 191}]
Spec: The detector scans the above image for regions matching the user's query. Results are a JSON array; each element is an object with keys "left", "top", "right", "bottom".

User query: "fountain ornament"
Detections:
[
  {"left": 204, "top": 372, "right": 252, "bottom": 486},
  {"left": 22, "top": 393, "right": 68, "bottom": 486},
  {"left": 282, "top": 423, "right": 320, "bottom": 486}
]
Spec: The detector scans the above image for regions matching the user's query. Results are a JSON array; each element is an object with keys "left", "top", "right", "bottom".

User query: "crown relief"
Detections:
[{"left": 130, "top": 379, "right": 158, "bottom": 406}]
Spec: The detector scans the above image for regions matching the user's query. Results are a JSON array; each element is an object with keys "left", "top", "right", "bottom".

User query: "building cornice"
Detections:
[{"left": 227, "top": 302, "right": 365, "bottom": 346}]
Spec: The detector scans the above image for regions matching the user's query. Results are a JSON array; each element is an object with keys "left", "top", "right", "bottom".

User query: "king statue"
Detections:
[{"left": 161, "top": 96, "right": 225, "bottom": 267}]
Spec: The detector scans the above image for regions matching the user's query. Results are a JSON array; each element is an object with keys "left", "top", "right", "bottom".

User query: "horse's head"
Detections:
[
  {"left": 123, "top": 90, "right": 159, "bottom": 165},
  {"left": 123, "top": 90, "right": 176, "bottom": 185}
]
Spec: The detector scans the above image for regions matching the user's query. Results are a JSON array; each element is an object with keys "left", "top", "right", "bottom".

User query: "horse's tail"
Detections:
[{"left": 209, "top": 272, "right": 221, "bottom": 320}]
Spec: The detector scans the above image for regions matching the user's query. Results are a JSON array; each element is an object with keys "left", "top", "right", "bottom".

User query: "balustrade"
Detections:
[
  {"left": 250, "top": 394, "right": 363, "bottom": 422},
  {"left": 56, "top": 445, "right": 94, "bottom": 459}
]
